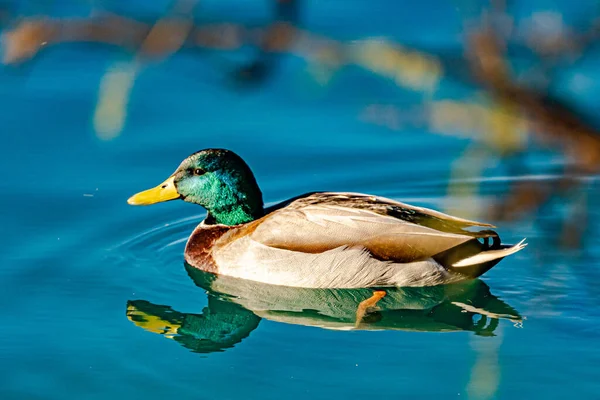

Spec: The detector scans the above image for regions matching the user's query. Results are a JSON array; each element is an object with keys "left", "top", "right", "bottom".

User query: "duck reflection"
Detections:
[{"left": 126, "top": 264, "right": 522, "bottom": 354}]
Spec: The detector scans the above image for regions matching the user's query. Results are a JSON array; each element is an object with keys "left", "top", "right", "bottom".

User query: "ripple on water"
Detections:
[{"left": 106, "top": 214, "right": 205, "bottom": 293}]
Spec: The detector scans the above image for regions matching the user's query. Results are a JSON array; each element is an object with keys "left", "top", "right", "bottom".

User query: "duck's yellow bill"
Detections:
[{"left": 127, "top": 176, "right": 180, "bottom": 205}]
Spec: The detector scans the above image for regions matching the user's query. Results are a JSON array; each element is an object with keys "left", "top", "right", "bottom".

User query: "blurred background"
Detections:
[{"left": 1, "top": 0, "right": 599, "bottom": 399}]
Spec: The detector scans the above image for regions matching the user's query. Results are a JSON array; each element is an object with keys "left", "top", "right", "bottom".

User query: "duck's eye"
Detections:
[{"left": 193, "top": 168, "right": 205, "bottom": 176}]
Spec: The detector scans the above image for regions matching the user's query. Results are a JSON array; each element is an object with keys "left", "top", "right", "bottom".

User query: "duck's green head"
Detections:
[{"left": 127, "top": 149, "right": 264, "bottom": 226}]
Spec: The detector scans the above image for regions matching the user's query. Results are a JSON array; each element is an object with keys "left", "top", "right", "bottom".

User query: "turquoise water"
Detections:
[{"left": 2, "top": 1, "right": 600, "bottom": 399}]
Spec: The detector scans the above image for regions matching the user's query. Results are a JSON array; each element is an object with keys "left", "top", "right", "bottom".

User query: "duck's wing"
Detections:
[
  {"left": 227, "top": 192, "right": 498, "bottom": 264},
  {"left": 281, "top": 192, "right": 496, "bottom": 235}
]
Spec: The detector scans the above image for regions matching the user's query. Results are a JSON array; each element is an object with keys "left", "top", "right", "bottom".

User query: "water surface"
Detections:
[{"left": 2, "top": 1, "right": 600, "bottom": 399}]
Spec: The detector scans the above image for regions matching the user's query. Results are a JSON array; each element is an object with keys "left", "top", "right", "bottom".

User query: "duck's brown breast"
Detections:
[{"left": 184, "top": 224, "right": 231, "bottom": 273}]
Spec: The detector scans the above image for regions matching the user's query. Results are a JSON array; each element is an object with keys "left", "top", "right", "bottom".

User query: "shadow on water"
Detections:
[{"left": 126, "top": 263, "right": 522, "bottom": 354}]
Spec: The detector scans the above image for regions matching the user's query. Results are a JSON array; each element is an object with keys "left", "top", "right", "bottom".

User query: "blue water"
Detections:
[{"left": 2, "top": 1, "right": 600, "bottom": 399}]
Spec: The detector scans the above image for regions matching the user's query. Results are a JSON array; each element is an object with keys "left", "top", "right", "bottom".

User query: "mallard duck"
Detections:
[{"left": 127, "top": 148, "right": 526, "bottom": 288}]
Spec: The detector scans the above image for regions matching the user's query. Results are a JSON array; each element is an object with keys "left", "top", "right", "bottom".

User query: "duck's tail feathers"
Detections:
[{"left": 453, "top": 239, "right": 527, "bottom": 268}]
